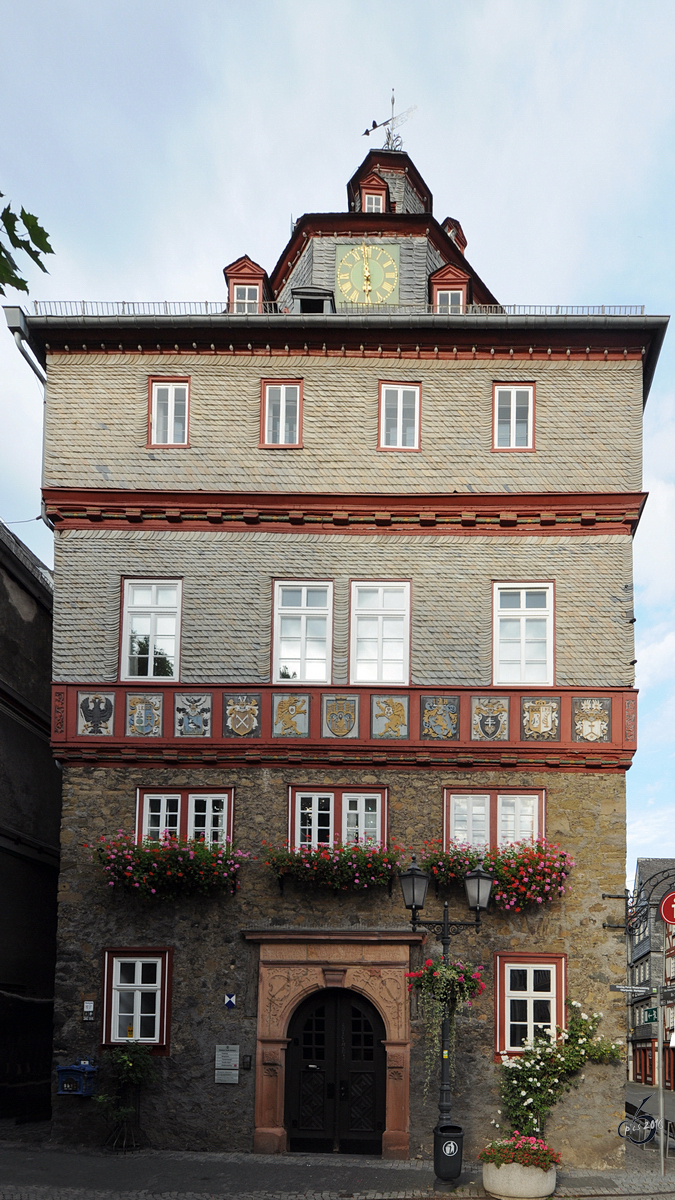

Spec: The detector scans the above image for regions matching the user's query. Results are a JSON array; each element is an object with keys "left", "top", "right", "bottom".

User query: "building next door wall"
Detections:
[
  {"left": 285, "top": 988, "right": 386, "bottom": 1154},
  {"left": 245, "top": 930, "right": 422, "bottom": 1159}
]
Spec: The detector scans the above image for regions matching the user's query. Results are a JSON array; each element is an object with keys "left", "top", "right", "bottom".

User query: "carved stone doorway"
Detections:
[
  {"left": 244, "top": 928, "right": 423, "bottom": 1159},
  {"left": 285, "top": 987, "right": 386, "bottom": 1154}
]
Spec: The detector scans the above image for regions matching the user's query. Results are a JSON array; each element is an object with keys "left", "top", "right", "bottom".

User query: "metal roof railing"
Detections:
[{"left": 29, "top": 300, "right": 647, "bottom": 318}]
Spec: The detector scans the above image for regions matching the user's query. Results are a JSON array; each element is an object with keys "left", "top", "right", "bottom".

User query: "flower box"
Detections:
[
  {"left": 419, "top": 838, "right": 574, "bottom": 912},
  {"left": 90, "top": 831, "right": 249, "bottom": 898},
  {"left": 262, "top": 840, "right": 405, "bottom": 892}
]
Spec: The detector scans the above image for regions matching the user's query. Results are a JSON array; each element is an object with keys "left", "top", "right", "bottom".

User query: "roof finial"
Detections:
[{"left": 362, "top": 92, "right": 417, "bottom": 151}]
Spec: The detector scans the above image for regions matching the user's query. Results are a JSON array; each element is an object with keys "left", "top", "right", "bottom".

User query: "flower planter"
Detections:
[{"left": 483, "top": 1161, "right": 556, "bottom": 1199}]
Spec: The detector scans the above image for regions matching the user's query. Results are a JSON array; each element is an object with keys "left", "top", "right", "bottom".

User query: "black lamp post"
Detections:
[{"left": 399, "top": 854, "right": 493, "bottom": 1181}]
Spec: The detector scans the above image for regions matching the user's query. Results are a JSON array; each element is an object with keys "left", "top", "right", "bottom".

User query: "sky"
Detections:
[{"left": 1, "top": 0, "right": 674, "bottom": 884}]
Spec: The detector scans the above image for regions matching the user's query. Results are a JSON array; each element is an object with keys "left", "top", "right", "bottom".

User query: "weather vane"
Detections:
[{"left": 363, "top": 89, "right": 417, "bottom": 151}]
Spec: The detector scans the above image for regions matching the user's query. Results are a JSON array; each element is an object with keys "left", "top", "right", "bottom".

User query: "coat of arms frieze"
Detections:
[
  {"left": 521, "top": 697, "right": 560, "bottom": 741},
  {"left": 572, "top": 697, "right": 611, "bottom": 743},
  {"left": 471, "top": 696, "right": 509, "bottom": 741},
  {"left": 77, "top": 692, "right": 115, "bottom": 736},
  {"left": 420, "top": 695, "right": 459, "bottom": 740},
  {"left": 223, "top": 694, "right": 261, "bottom": 738},
  {"left": 322, "top": 695, "right": 359, "bottom": 738}
]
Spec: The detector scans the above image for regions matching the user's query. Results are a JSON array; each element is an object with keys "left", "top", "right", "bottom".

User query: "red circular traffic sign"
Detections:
[{"left": 660, "top": 891, "right": 675, "bottom": 924}]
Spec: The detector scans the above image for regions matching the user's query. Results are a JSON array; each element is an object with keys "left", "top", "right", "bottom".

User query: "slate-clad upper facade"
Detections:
[{"left": 4, "top": 147, "right": 668, "bottom": 1166}]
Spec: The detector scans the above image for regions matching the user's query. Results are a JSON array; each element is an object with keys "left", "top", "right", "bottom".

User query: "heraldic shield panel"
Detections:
[
  {"left": 471, "top": 696, "right": 509, "bottom": 741},
  {"left": 322, "top": 695, "right": 360, "bottom": 738},
  {"left": 572, "top": 697, "right": 612, "bottom": 742},
  {"left": 78, "top": 692, "right": 115, "bottom": 735},
  {"left": 125, "top": 693, "right": 163, "bottom": 737},
  {"left": 272, "top": 694, "right": 310, "bottom": 737},
  {"left": 420, "top": 695, "right": 459, "bottom": 740},
  {"left": 174, "top": 693, "right": 212, "bottom": 737},
  {"left": 521, "top": 697, "right": 561, "bottom": 741},
  {"left": 371, "top": 695, "right": 409, "bottom": 739},
  {"left": 222, "top": 693, "right": 261, "bottom": 738}
]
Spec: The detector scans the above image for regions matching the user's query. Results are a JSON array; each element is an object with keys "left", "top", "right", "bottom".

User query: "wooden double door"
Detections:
[{"left": 285, "top": 988, "right": 386, "bottom": 1154}]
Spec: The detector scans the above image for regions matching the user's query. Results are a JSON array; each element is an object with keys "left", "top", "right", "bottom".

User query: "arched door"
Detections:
[{"left": 285, "top": 988, "right": 386, "bottom": 1154}]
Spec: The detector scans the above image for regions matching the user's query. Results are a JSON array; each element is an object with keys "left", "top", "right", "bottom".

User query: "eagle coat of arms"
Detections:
[{"left": 78, "top": 693, "right": 114, "bottom": 735}]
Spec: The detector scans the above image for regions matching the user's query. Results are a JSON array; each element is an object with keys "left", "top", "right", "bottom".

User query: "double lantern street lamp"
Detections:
[{"left": 398, "top": 856, "right": 494, "bottom": 1184}]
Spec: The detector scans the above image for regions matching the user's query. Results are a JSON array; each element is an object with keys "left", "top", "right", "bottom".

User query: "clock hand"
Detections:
[{"left": 361, "top": 243, "right": 372, "bottom": 302}]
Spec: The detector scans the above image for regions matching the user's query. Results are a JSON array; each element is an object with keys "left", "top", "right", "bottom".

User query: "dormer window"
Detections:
[
  {"left": 233, "top": 285, "right": 259, "bottom": 314},
  {"left": 364, "top": 194, "right": 383, "bottom": 213},
  {"left": 436, "top": 289, "right": 464, "bottom": 314}
]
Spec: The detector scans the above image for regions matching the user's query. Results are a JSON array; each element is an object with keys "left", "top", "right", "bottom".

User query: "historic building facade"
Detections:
[{"left": 5, "top": 149, "right": 668, "bottom": 1164}]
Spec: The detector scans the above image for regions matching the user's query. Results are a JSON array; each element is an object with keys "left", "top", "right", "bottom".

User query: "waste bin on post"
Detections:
[{"left": 433, "top": 1123, "right": 463, "bottom": 1181}]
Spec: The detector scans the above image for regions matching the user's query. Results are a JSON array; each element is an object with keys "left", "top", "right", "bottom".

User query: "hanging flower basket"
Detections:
[
  {"left": 479, "top": 1134, "right": 560, "bottom": 1199},
  {"left": 89, "top": 831, "right": 250, "bottom": 899},
  {"left": 262, "top": 840, "right": 405, "bottom": 892},
  {"left": 418, "top": 838, "right": 574, "bottom": 912},
  {"left": 406, "top": 958, "right": 485, "bottom": 1092}
]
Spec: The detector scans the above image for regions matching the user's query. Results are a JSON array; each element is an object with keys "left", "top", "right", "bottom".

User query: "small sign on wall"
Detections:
[{"left": 215, "top": 1044, "right": 239, "bottom": 1084}]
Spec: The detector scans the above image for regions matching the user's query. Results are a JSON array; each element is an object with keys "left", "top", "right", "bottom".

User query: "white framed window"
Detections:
[
  {"left": 494, "top": 385, "right": 534, "bottom": 449},
  {"left": 342, "top": 793, "right": 382, "bottom": 843},
  {"left": 289, "top": 786, "right": 386, "bottom": 849},
  {"left": 188, "top": 793, "right": 229, "bottom": 846},
  {"left": 447, "top": 794, "right": 490, "bottom": 847},
  {"left": 262, "top": 381, "right": 302, "bottom": 446},
  {"left": 110, "top": 957, "right": 163, "bottom": 1042},
  {"left": 364, "top": 194, "right": 383, "bottom": 212},
  {"left": 143, "top": 793, "right": 180, "bottom": 841},
  {"left": 350, "top": 581, "right": 410, "bottom": 684},
  {"left": 233, "top": 285, "right": 259, "bottom": 313},
  {"left": 498, "top": 794, "right": 538, "bottom": 845},
  {"left": 149, "top": 380, "right": 189, "bottom": 446},
  {"left": 121, "top": 579, "right": 182, "bottom": 681},
  {"left": 273, "top": 580, "right": 333, "bottom": 683},
  {"left": 378, "top": 383, "right": 420, "bottom": 449},
  {"left": 435, "top": 289, "right": 463, "bottom": 314},
  {"left": 493, "top": 583, "right": 553, "bottom": 685},
  {"left": 295, "top": 791, "right": 334, "bottom": 849},
  {"left": 504, "top": 962, "right": 556, "bottom": 1050}
]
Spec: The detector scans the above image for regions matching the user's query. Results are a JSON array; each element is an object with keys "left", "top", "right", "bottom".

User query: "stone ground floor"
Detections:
[{"left": 0, "top": 1141, "right": 673, "bottom": 1200}]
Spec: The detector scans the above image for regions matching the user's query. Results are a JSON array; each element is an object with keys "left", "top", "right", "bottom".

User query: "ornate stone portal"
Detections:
[{"left": 244, "top": 929, "right": 423, "bottom": 1159}]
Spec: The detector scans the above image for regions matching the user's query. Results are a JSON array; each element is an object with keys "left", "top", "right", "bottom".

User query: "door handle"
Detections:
[{"left": 340, "top": 1080, "right": 349, "bottom": 1102}]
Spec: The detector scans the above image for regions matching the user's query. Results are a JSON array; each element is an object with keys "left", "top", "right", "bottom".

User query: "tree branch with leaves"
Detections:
[{"left": 0, "top": 192, "right": 53, "bottom": 295}]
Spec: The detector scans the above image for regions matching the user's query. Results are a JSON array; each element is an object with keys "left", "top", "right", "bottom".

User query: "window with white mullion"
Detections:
[
  {"left": 364, "top": 194, "right": 383, "bottom": 212},
  {"left": 265, "top": 384, "right": 299, "bottom": 445},
  {"left": 381, "top": 385, "right": 419, "bottom": 448},
  {"left": 296, "top": 792, "right": 333, "bottom": 849},
  {"left": 151, "top": 382, "right": 188, "bottom": 445},
  {"left": 450, "top": 794, "right": 490, "bottom": 847},
  {"left": 436, "top": 290, "right": 463, "bottom": 314},
  {"left": 122, "top": 579, "right": 181, "bottom": 680},
  {"left": 494, "top": 584, "right": 552, "bottom": 685},
  {"left": 233, "top": 285, "right": 259, "bottom": 313},
  {"left": 188, "top": 794, "right": 228, "bottom": 846},
  {"left": 143, "top": 793, "right": 180, "bottom": 841},
  {"left": 342, "top": 793, "right": 381, "bottom": 844},
  {"left": 498, "top": 794, "right": 538, "bottom": 845},
  {"left": 506, "top": 963, "right": 555, "bottom": 1049},
  {"left": 112, "top": 958, "right": 162, "bottom": 1043},
  {"left": 495, "top": 386, "right": 533, "bottom": 449},
  {"left": 350, "top": 582, "right": 410, "bottom": 684},
  {"left": 274, "top": 581, "right": 332, "bottom": 682}
]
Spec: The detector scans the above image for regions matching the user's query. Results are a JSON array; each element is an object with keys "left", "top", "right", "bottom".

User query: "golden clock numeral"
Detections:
[
  {"left": 375, "top": 291, "right": 384, "bottom": 302},
  {"left": 385, "top": 271, "right": 396, "bottom": 281},
  {"left": 350, "top": 289, "right": 359, "bottom": 302},
  {"left": 382, "top": 282, "right": 393, "bottom": 294}
]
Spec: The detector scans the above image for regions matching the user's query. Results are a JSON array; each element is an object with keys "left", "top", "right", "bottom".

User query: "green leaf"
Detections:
[{"left": 20, "top": 208, "right": 53, "bottom": 255}]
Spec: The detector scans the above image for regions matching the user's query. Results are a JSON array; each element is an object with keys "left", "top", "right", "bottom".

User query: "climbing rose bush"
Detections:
[
  {"left": 263, "top": 840, "right": 405, "bottom": 891},
  {"left": 418, "top": 838, "right": 574, "bottom": 912},
  {"left": 478, "top": 1133, "right": 561, "bottom": 1171},
  {"left": 90, "top": 831, "right": 249, "bottom": 898}
]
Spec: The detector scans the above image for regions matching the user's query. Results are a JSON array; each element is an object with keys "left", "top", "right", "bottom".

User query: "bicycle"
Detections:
[{"left": 618, "top": 1095, "right": 657, "bottom": 1145}]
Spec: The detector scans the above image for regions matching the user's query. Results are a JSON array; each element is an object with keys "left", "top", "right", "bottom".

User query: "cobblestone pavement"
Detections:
[{"left": 1, "top": 1142, "right": 675, "bottom": 1200}]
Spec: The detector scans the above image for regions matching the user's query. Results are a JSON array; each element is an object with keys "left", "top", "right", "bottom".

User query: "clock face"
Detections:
[{"left": 335, "top": 242, "right": 400, "bottom": 305}]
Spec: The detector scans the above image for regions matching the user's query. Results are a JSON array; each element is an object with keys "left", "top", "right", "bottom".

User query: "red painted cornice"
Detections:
[{"left": 43, "top": 488, "right": 647, "bottom": 536}]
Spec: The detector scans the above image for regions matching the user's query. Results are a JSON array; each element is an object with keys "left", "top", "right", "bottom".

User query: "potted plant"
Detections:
[
  {"left": 405, "top": 957, "right": 485, "bottom": 1091},
  {"left": 95, "top": 1042, "right": 157, "bottom": 1150},
  {"left": 479, "top": 1133, "right": 560, "bottom": 1199}
]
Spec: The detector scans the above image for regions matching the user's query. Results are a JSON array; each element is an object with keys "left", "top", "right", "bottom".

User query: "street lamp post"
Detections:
[{"left": 399, "top": 855, "right": 493, "bottom": 1183}]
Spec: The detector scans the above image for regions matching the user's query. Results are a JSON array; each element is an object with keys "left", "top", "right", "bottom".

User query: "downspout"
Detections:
[{"left": 13, "top": 329, "right": 46, "bottom": 384}]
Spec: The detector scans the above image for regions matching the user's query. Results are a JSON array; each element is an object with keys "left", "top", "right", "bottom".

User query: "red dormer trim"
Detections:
[
  {"left": 441, "top": 218, "right": 468, "bottom": 255},
  {"left": 347, "top": 150, "right": 433, "bottom": 214},
  {"left": 429, "top": 262, "right": 471, "bottom": 311},
  {"left": 223, "top": 255, "right": 272, "bottom": 313},
  {"left": 359, "top": 171, "right": 389, "bottom": 213}
]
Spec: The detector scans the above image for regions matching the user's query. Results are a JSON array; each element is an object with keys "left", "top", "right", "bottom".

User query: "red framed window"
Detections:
[
  {"left": 148, "top": 377, "right": 190, "bottom": 447},
  {"left": 102, "top": 947, "right": 173, "bottom": 1053},
  {"left": 136, "top": 788, "right": 234, "bottom": 845},
  {"left": 432, "top": 285, "right": 466, "bottom": 314},
  {"left": 120, "top": 578, "right": 182, "bottom": 682},
  {"left": 495, "top": 952, "right": 565, "bottom": 1056},
  {"left": 260, "top": 379, "right": 303, "bottom": 447},
  {"left": 288, "top": 785, "right": 388, "bottom": 849},
  {"left": 377, "top": 382, "right": 421, "bottom": 451},
  {"left": 444, "top": 788, "right": 545, "bottom": 849},
  {"left": 493, "top": 383, "right": 535, "bottom": 451}
]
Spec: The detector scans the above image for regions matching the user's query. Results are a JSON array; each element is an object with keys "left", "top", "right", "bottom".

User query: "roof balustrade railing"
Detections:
[{"left": 29, "top": 300, "right": 647, "bottom": 318}]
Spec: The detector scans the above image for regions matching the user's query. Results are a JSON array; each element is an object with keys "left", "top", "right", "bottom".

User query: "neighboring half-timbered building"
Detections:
[{"left": 4, "top": 147, "right": 667, "bottom": 1165}]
